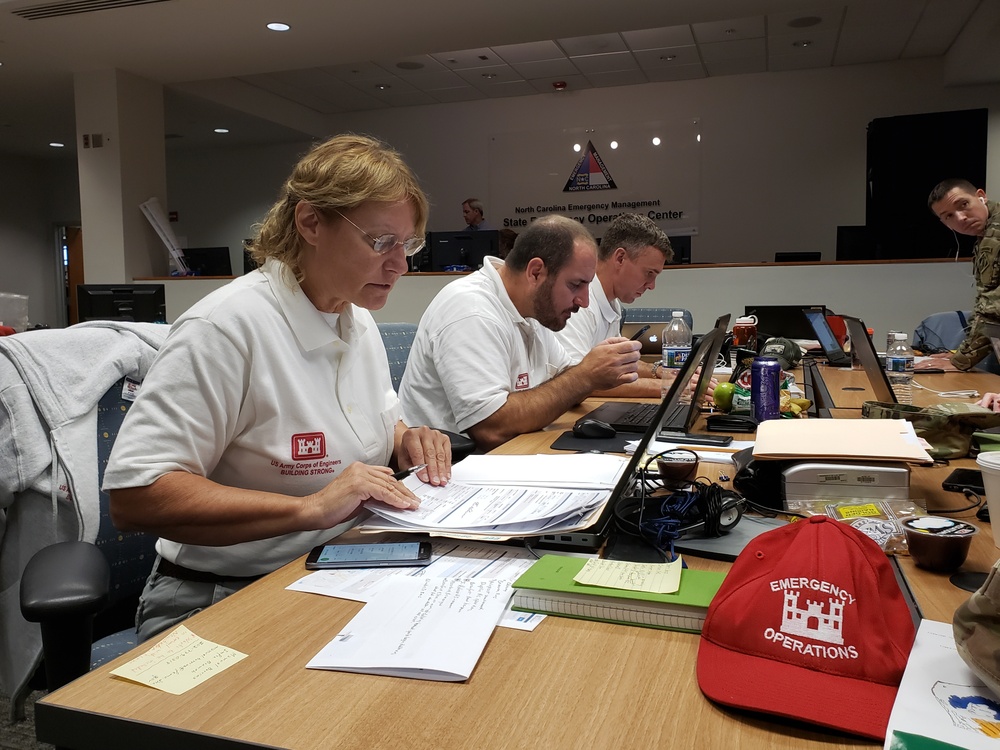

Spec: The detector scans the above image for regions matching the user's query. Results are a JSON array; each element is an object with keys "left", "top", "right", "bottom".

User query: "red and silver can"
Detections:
[{"left": 751, "top": 356, "right": 781, "bottom": 423}]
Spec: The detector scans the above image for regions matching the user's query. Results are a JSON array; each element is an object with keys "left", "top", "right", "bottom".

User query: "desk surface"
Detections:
[{"left": 36, "top": 380, "right": 1000, "bottom": 750}]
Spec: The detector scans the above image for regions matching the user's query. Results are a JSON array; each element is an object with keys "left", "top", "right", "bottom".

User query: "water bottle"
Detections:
[
  {"left": 885, "top": 332, "right": 914, "bottom": 404},
  {"left": 661, "top": 311, "right": 693, "bottom": 398}
]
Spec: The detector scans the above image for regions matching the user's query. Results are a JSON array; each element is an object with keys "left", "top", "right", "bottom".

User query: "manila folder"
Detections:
[{"left": 751, "top": 418, "right": 933, "bottom": 463}]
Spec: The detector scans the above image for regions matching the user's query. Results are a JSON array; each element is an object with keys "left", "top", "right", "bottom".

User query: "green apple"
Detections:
[{"left": 713, "top": 381, "right": 736, "bottom": 411}]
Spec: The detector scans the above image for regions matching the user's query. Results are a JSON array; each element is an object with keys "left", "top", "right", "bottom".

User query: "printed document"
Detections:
[{"left": 307, "top": 577, "right": 512, "bottom": 681}]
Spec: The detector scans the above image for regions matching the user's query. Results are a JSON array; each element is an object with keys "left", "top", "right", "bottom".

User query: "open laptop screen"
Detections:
[
  {"left": 841, "top": 315, "right": 895, "bottom": 403},
  {"left": 801, "top": 307, "right": 852, "bottom": 367}
]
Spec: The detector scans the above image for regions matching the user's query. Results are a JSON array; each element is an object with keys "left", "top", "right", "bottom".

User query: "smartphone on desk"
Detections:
[
  {"left": 305, "top": 541, "right": 433, "bottom": 570},
  {"left": 941, "top": 468, "right": 985, "bottom": 494}
]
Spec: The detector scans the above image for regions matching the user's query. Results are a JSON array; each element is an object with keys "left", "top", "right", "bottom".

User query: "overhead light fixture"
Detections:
[
  {"left": 375, "top": 84, "right": 391, "bottom": 91},
  {"left": 266, "top": 22, "right": 290, "bottom": 31},
  {"left": 660, "top": 55, "right": 677, "bottom": 62},
  {"left": 482, "top": 73, "right": 497, "bottom": 79},
  {"left": 552, "top": 81, "right": 567, "bottom": 91},
  {"left": 652, "top": 137, "right": 661, "bottom": 146},
  {"left": 792, "top": 40, "right": 812, "bottom": 48},
  {"left": 214, "top": 128, "right": 229, "bottom": 134},
  {"left": 396, "top": 61, "right": 424, "bottom": 71},
  {"left": 610, "top": 141, "right": 618, "bottom": 149},
  {"left": 573, "top": 143, "right": 581, "bottom": 152},
  {"left": 49, "top": 142, "right": 64, "bottom": 148}
]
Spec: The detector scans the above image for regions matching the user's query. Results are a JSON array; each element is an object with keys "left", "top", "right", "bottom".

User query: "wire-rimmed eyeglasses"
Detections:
[{"left": 334, "top": 209, "right": 425, "bottom": 256}]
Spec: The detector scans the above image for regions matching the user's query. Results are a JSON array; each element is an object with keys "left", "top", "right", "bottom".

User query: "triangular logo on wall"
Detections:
[{"left": 563, "top": 140, "right": 617, "bottom": 192}]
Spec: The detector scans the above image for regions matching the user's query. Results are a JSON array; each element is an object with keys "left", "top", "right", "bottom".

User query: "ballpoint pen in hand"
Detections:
[
  {"left": 392, "top": 463, "right": 428, "bottom": 481},
  {"left": 629, "top": 324, "right": 651, "bottom": 341}
]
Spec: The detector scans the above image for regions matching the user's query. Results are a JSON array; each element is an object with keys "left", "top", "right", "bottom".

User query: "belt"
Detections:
[{"left": 156, "top": 558, "right": 263, "bottom": 584}]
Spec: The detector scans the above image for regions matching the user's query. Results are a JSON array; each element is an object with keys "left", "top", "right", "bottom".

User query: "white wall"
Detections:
[{"left": 8, "top": 55, "right": 1000, "bottom": 327}]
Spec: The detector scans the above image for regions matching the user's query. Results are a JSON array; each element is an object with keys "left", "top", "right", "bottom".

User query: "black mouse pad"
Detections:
[{"left": 549, "top": 430, "right": 632, "bottom": 453}]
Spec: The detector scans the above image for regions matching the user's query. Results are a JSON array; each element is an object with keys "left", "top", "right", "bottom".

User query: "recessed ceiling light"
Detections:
[
  {"left": 214, "top": 128, "right": 229, "bottom": 134},
  {"left": 788, "top": 16, "right": 822, "bottom": 29},
  {"left": 49, "top": 142, "right": 64, "bottom": 148},
  {"left": 573, "top": 143, "right": 581, "bottom": 152},
  {"left": 610, "top": 141, "right": 618, "bottom": 149},
  {"left": 266, "top": 22, "right": 290, "bottom": 32},
  {"left": 792, "top": 40, "right": 812, "bottom": 48},
  {"left": 651, "top": 137, "right": 661, "bottom": 146},
  {"left": 660, "top": 55, "right": 677, "bottom": 62},
  {"left": 482, "top": 73, "right": 497, "bottom": 79},
  {"left": 375, "top": 84, "right": 391, "bottom": 91}
]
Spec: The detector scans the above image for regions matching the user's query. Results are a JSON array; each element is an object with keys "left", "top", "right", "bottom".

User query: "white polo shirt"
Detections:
[
  {"left": 103, "top": 259, "right": 399, "bottom": 577},
  {"left": 555, "top": 275, "right": 622, "bottom": 363},
  {"left": 398, "top": 256, "right": 573, "bottom": 435}
]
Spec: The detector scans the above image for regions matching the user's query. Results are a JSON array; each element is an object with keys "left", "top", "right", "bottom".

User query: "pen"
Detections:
[
  {"left": 392, "top": 463, "right": 427, "bottom": 481},
  {"left": 629, "top": 324, "right": 651, "bottom": 341}
]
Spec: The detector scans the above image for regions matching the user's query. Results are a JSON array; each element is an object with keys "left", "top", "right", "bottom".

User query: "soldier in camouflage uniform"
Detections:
[
  {"left": 954, "top": 558, "right": 1000, "bottom": 699},
  {"left": 928, "top": 178, "right": 1000, "bottom": 371}
]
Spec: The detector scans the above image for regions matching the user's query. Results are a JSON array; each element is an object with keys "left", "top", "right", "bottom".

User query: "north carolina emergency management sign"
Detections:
[{"left": 564, "top": 141, "right": 617, "bottom": 192}]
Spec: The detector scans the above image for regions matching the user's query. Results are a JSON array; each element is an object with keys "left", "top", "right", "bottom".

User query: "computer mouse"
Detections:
[{"left": 573, "top": 419, "right": 616, "bottom": 439}]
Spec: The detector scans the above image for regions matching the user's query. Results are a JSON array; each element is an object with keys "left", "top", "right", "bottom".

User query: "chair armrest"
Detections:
[
  {"left": 20, "top": 541, "right": 110, "bottom": 690},
  {"left": 443, "top": 430, "right": 476, "bottom": 462}
]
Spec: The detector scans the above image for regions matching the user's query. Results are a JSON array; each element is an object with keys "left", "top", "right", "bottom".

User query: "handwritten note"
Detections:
[
  {"left": 573, "top": 557, "right": 682, "bottom": 594},
  {"left": 110, "top": 625, "right": 247, "bottom": 694}
]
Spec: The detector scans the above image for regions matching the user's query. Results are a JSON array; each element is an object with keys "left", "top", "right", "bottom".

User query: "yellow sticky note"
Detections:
[
  {"left": 573, "top": 557, "right": 682, "bottom": 594},
  {"left": 110, "top": 624, "right": 247, "bottom": 695}
]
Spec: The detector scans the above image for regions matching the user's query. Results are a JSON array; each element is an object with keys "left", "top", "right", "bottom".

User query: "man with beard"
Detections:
[{"left": 399, "top": 214, "right": 640, "bottom": 451}]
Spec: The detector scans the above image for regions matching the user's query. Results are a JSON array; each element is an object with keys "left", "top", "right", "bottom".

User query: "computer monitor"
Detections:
[
  {"left": 182, "top": 247, "right": 232, "bottom": 276},
  {"left": 666, "top": 235, "right": 692, "bottom": 264},
  {"left": 77, "top": 284, "right": 166, "bottom": 323},
  {"left": 425, "top": 230, "right": 499, "bottom": 271}
]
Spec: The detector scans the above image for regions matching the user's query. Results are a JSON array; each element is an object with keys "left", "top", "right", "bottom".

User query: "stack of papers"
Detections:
[{"left": 360, "top": 453, "right": 629, "bottom": 540}]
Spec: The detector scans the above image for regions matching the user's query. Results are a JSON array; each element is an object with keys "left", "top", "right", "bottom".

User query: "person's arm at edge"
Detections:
[{"left": 466, "top": 338, "right": 640, "bottom": 451}]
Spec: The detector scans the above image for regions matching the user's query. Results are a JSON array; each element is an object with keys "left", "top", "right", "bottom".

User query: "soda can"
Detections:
[{"left": 751, "top": 356, "right": 782, "bottom": 423}]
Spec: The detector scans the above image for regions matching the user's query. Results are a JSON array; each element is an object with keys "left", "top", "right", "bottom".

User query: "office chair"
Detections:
[
  {"left": 621, "top": 307, "right": 693, "bottom": 331},
  {"left": 376, "top": 322, "right": 476, "bottom": 459},
  {"left": 377, "top": 322, "right": 418, "bottom": 393}
]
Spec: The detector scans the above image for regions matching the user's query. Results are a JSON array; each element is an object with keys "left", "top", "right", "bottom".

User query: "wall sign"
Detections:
[{"left": 488, "top": 119, "right": 701, "bottom": 240}]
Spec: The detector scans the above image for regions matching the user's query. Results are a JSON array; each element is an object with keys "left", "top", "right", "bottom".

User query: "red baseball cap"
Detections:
[{"left": 697, "top": 515, "right": 916, "bottom": 740}]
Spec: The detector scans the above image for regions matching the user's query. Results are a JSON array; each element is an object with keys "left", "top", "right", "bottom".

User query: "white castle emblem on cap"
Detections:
[{"left": 781, "top": 591, "right": 844, "bottom": 645}]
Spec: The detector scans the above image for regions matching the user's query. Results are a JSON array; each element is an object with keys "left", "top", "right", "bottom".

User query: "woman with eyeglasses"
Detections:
[{"left": 104, "top": 134, "right": 452, "bottom": 641}]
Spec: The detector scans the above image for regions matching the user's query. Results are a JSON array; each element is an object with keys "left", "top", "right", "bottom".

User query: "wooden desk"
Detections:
[
  {"left": 35, "top": 398, "right": 1000, "bottom": 750},
  {"left": 811, "top": 363, "right": 989, "bottom": 410}
]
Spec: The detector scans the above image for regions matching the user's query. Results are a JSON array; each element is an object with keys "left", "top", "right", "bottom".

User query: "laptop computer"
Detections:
[
  {"left": 620, "top": 321, "right": 666, "bottom": 356},
  {"left": 841, "top": 314, "right": 896, "bottom": 403},
  {"left": 531, "top": 321, "right": 728, "bottom": 552},
  {"left": 801, "top": 306, "right": 852, "bottom": 367},
  {"left": 745, "top": 304, "right": 820, "bottom": 341},
  {"left": 575, "top": 314, "right": 732, "bottom": 447}
]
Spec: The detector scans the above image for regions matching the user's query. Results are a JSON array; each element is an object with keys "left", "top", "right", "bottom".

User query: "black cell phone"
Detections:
[
  {"left": 941, "top": 468, "right": 985, "bottom": 494},
  {"left": 305, "top": 541, "right": 433, "bottom": 570},
  {"left": 629, "top": 324, "right": 651, "bottom": 341}
]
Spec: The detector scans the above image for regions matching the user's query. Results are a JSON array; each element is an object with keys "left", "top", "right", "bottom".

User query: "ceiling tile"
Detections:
[
  {"left": 370, "top": 89, "right": 438, "bottom": 107},
  {"left": 902, "top": 0, "right": 979, "bottom": 59},
  {"left": 391, "top": 69, "right": 468, "bottom": 91},
  {"left": 569, "top": 51, "right": 640, "bottom": 75},
  {"left": 766, "top": 7, "right": 845, "bottom": 36},
  {"left": 480, "top": 80, "right": 539, "bottom": 98},
  {"left": 454, "top": 64, "right": 524, "bottom": 87},
  {"left": 768, "top": 28, "right": 838, "bottom": 60},
  {"left": 699, "top": 38, "right": 767, "bottom": 63},
  {"left": 492, "top": 40, "right": 566, "bottom": 64},
  {"left": 633, "top": 45, "right": 701, "bottom": 70},
  {"left": 703, "top": 57, "right": 768, "bottom": 76},
  {"left": 692, "top": 16, "right": 766, "bottom": 44},
  {"left": 622, "top": 25, "right": 695, "bottom": 51},
  {"left": 510, "top": 58, "right": 581, "bottom": 80},
  {"left": 431, "top": 48, "right": 506, "bottom": 70},
  {"left": 375, "top": 55, "right": 451, "bottom": 77},
  {"left": 428, "top": 87, "right": 489, "bottom": 104},
  {"left": 834, "top": 2, "right": 924, "bottom": 65},
  {"left": 557, "top": 33, "right": 628, "bottom": 57}
]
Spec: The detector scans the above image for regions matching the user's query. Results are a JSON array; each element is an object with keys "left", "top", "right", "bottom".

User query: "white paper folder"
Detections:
[{"left": 751, "top": 418, "right": 933, "bottom": 464}]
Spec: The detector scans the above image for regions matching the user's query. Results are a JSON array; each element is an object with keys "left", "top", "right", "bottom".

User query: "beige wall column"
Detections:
[{"left": 74, "top": 69, "right": 168, "bottom": 282}]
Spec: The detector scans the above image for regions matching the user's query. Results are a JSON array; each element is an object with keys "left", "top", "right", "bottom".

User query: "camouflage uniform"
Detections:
[
  {"left": 954, "top": 558, "right": 1000, "bottom": 697},
  {"left": 953, "top": 200, "right": 1000, "bottom": 370}
]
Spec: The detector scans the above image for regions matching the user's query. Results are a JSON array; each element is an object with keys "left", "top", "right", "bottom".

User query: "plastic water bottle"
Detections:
[
  {"left": 885, "top": 332, "right": 914, "bottom": 404},
  {"left": 661, "top": 311, "right": 693, "bottom": 398}
]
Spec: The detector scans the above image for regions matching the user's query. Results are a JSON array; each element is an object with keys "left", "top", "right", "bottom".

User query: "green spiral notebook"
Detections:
[{"left": 511, "top": 555, "right": 726, "bottom": 633}]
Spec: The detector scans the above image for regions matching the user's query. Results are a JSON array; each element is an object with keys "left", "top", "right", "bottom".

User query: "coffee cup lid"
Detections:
[{"left": 900, "top": 516, "right": 978, "bottom": 537}]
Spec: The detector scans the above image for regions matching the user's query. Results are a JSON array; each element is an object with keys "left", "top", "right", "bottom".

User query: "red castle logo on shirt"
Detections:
[
  {"left": 292, "top": 432, "right": 326, "bottom": 460},
  {"left": 515, "top": 372, "right": 530, "bottom": 390}
]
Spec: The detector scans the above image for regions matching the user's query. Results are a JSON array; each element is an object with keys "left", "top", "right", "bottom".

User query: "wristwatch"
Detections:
[{"left": 651, "top": 361, "right": 663, "bottom": 377}]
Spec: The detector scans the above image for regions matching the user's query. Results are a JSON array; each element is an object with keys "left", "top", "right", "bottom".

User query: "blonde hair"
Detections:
[{"left": 249, "top": 134, "right": 429, "bottom": 282}]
